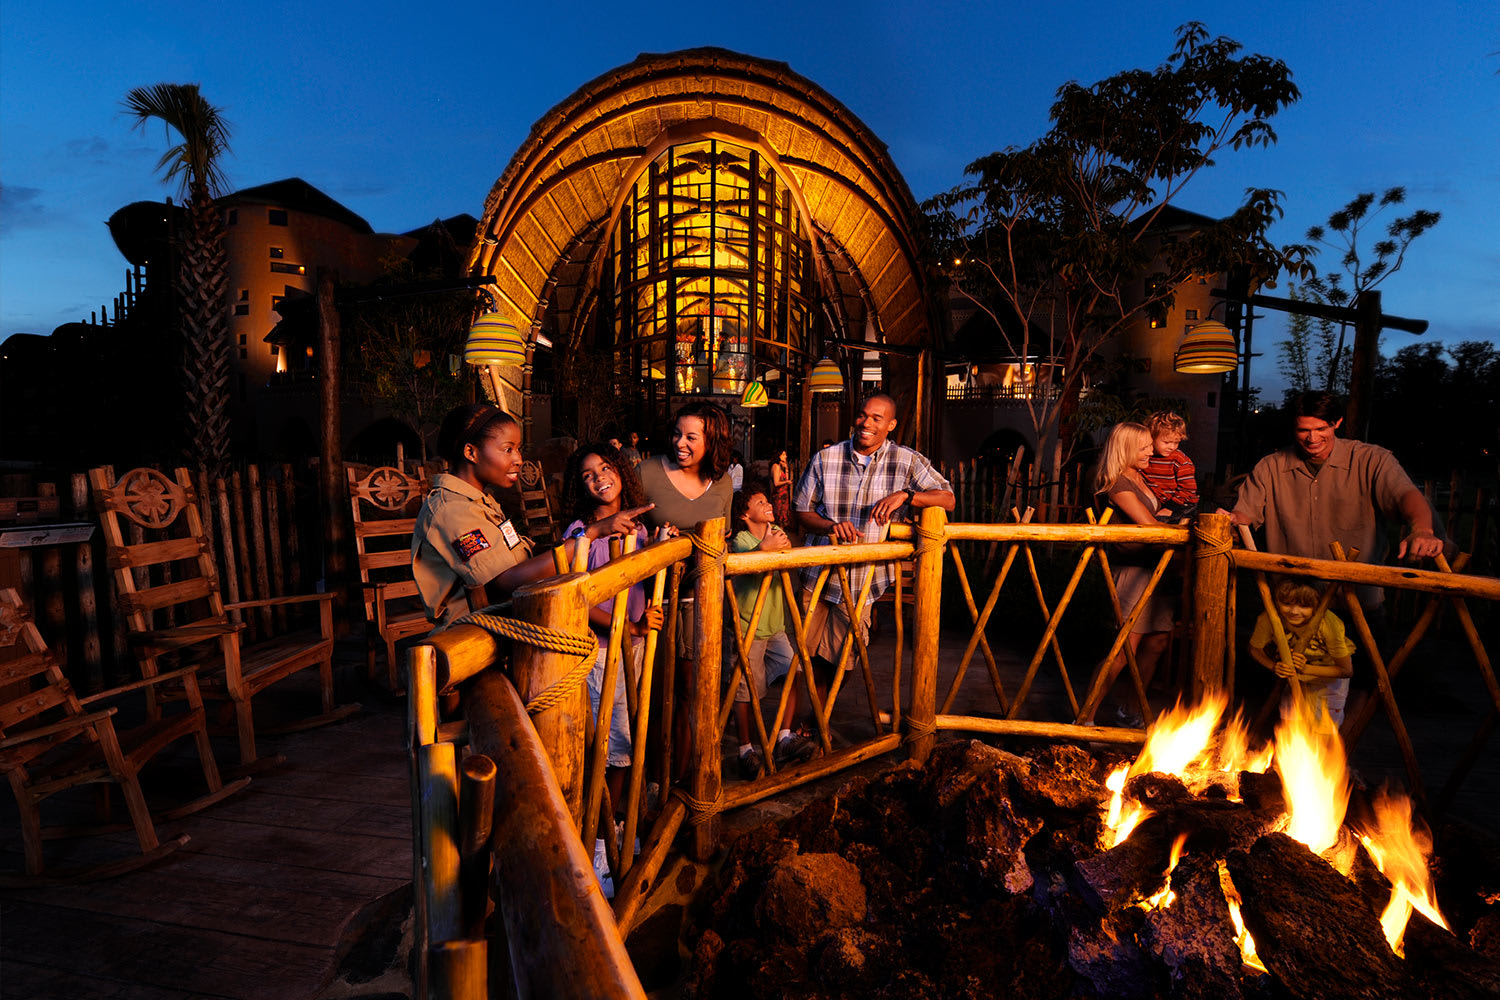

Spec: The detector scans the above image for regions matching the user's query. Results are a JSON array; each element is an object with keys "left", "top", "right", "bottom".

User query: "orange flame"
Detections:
[
  {"left": 1140, "top": 833, "right": 1190, "bottom": 911},
  {"left": 1272, "top": 697, "right": 1348, "bottom": 857},
  {"left": 1357, "top": 788, "right": 1449, "bottom": 956},
  {"left": 1220, "top": 863, "right": 1268, "bottom": 973}
]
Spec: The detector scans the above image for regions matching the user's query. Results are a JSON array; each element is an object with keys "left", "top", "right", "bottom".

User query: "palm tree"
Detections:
[{"left": 124, "top": 83, "right": 232, "bottom": 473}]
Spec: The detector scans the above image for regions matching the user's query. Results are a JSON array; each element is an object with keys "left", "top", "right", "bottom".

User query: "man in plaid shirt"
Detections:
[{"left": 794, "top": 393, "right": 954, "bottom": 671}]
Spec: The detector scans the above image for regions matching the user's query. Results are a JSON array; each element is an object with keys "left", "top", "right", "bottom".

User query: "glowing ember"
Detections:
[
  {"left": 1357, "top": 788, "right": 1450, "bottom": 956},
  {"left": 1272, "top": 697, "right": 1348, "bottom": 857},
  {"left": 1140, "top": 833, "right": 1190, "bottom": 911},
  {"left": 1103, "top": 765, "right": 1147, "bottom": 848}
]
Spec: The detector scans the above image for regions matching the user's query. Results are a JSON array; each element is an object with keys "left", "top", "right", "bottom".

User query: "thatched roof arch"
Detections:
[{"left": 467, "top": 47, "right": 933, "bottom": 352}]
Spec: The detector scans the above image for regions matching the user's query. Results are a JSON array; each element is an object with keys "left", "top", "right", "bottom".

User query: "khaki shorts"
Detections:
[
  {"left": 800, "top": 588, "right": 871, "bottom": 666},
  {"left": 728, "top": 631, "right": 794, "bottom": 703}
]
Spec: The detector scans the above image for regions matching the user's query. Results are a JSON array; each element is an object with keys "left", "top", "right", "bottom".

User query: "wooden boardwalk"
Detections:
[{"left": 0, "top": 669, "right": 412, "bottom": 1000}]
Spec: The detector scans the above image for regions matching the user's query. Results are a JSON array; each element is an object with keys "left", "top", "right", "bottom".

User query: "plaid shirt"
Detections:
[{"left": 793, "top": 439, "right": 951, "bottom": 605}]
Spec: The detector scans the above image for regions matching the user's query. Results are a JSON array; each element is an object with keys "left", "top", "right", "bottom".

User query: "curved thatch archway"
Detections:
[{"left": 468, "top": 47, "right": 935, "bottom": 448}]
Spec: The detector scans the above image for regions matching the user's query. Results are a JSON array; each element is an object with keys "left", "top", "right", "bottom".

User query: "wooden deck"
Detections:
[{"left": 0, "top": 667, "right": 413, "bottom": 1000}]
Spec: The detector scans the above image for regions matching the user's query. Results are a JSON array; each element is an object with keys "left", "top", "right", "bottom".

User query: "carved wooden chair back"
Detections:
[
  {"left": 90, "top": 466, "right": 351, "bottom": 766},
  {"left": 518, "top": 459, "right": 558, "bottom": 545},
  {"left": 347, "top": 465, "right": 431, "bottom": 690}
]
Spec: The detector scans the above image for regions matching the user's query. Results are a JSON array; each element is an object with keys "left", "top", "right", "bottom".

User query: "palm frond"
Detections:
[{"left": 123, "top": 82, "right": 231, "bottom": 197}]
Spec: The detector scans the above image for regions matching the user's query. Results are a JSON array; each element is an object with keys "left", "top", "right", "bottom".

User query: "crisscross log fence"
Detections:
[{"left": 408, "top": 510, "right": 1500, "bottom": 999}]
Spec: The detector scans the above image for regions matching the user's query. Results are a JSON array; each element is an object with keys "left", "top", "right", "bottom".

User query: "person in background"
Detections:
[
  {"left": 770, "top": 448, "right": 794, "bottom": 528},
  {"left": 1085, "top": 421, "right": 1175, "bottom": 726},
  {"left": 411, "top": 403, "right": 555, "bottom": 628},
  {"left": 728, "top": 482, "right": 817, "bottom": 778},
  {"left": 795, "top": 394, "right": 953, "bottom": 714},
  {"left": 728, "top": 450, "right": 745, "bottom": 492},
  {"left": 1248, "top": 579, "right": 1355, "bottom": 725},
  {"left": 637, "top": 401, "right": 734, "bottom": 784},
  {"left": 1140, "top": 410, "right": 1198, "bottom": 519},
  {"left": 621, "top": 431, "right": 642, "bottom": 468},
  {"left": 559, "top": 441, "right": 662, "bottom": 897}
]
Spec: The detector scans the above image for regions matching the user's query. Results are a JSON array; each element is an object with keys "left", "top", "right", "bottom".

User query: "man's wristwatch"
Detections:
[{"left": 902, "top": 488, "right": 916, "bottom": 505}]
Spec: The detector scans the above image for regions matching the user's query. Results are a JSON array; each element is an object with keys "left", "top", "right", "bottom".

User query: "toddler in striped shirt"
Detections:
[{"left": 1141, "top": 411, "right": 1198, "bottom": 519}]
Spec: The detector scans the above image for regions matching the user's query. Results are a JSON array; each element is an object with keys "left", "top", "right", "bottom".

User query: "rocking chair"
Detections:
[
  {"left": 90, "top": 466, "right": 358, "bottom": 767},
  {"left": 347, "top": 464, "right": 431, "bottom": 691},
  {"left": 0, "top": 588, "right": 249, "bottom": 885}
]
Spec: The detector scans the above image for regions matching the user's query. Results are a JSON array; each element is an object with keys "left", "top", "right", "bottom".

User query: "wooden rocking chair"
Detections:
[
  {"left": 518, "top": 459, "right": 558, "bottom": 545},
  {"left": 90, "top": 466, "right": 358, "bottom": 767},
  {"left": 0, "top": 588, "right": 249, "bottom": 885},
  {"left": 347, "top": 465, "right": 431, "bottom": 691}
]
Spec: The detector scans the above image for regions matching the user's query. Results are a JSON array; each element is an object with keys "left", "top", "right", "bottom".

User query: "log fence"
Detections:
[{"left": 409, "top": 504, "right": 1500, "bottom": 998}]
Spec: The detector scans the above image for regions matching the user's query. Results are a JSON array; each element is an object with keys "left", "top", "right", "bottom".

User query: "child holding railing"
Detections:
[
  {"left": 560, "top": 441, "right": 664, "bottom": 895},
  {"left": 1248, "top": 579, "right": 1355, "bottom": 724},
  {"left": 729, "top": 482, "right": 818, "bottom": 779}
]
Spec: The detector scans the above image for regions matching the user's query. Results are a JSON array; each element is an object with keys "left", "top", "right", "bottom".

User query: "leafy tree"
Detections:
[
  {"left": 1303, "top": 188, "right": 1440, "bottom": 384},
  {"left": 1276, "top": 282, "right": 1350, "bottom": 397},
  {"left": 345, "top": 256, "right": 474, "bottom": 463},
  {"left": 124, "top": 83, "right": 233, "bottom": 474},
  {"left": 924, "top": 23, "right": 1312, "bottom": 484},
  {"left": 1370, "top": 341, "right": 1500, "bottom": 476}
]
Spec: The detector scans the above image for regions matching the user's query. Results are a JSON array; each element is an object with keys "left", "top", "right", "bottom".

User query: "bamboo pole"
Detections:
[
  {"left": 1011, "top": 530, "right": 1106, "bottom": 719},
  {"left": 723, "top": 540, "right": 914, "bottom": 576},
  {"left": 417, "top": 739, "right": 462, "bottom": 944},
  {"left": 898, "top": 712, "right": 1147, "bottom": 745},
  {"left": 943, "top": 521, "right": 1188, "bottom": 544},
  {"left": 429, "top": 940, "right": 486, "bottom": 1000},
  {"left": 690, "top": 517, "right": 726, "bottom": 860},
  {"left": 779, "top": 569, "right": 832, "bottom": 755},
  {"left": 1088, "top": 510, "right": 1150, "bottom": 723},
  {"left": 620, "top": 563, "right": 667, "bottom": 881},
  {"left": 464, "top": 670, "right": 646, "bottom": 999},
  {"left": 821, "top": 564, "right": 878, "bottom": 734},
  {"left": 907, "top": 507, "right": 946, "bottom": 764},
  {"left": 719, "top": 577, "right": 775, "bottom": 770},
  {"left": 890, "top": 554, "right": 905, "bottom": 731},
  {"left": 613, "top": 796, "right": 687, "bottom": 939},
  {"left": 1074, "top": 550, "right": 1176, "bottom": 725},
  {"left": 1232, "top": 548, "right": 1500, "bottom": 600},
  {"left": 1235, "top": 525, "right": 1303, "bottom": 707},
  {"left": 942, "top": 544, "right": 1010, "bottom": 715},
  {"left": 582, "top": 535, "right": 636, "bottom": 852},
  {"left": 247, "top": 466, "right": 273, "bottom": 637},
  {"left": 1188, "top": 513, "right": 1232, "bottom": 699},
  {"left": 658, "top": 562, "right": 682, "bottom": 805},
  {"left": 459, "top": 754, "right": 496, "bottom": 940},
  {"left": 509, "top": 574, "right": 592, "bottom": 826},
  {"left": 718, "top": 733, "right": 902, "bottom": 814},
  {"left": 1330, "top": 543, "right": 1426, "bottom": 807},
  {"left": 69, "top": 473, "right": 103, "bottom": 693}
]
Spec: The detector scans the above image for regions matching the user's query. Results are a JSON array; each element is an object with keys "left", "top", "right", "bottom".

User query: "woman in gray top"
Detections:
[
  {"left": 637, "top": 401, "right": 734, "bottom": 783},
  {"left": 1086, "top": 421, "right": 1176, "bottom": 726}
]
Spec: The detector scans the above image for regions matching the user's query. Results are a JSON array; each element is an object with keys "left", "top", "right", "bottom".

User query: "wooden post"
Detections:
[
  {"left": 69, "top": 473, "right": 103, "bottom": 694},
  {"left": 417, "top": 739, "right": 462, "bottom": 944},
  {"left": 459, "top": 753, "right": 497, "bottom": 940},
  {"left": 1345, "top": 290, "right": 1383, "bottom": 442},
  {"left": 509, "top": 574, "right": 592, "bottom": 826},
  {"left": 690, "top": 516, "right": 726, "bottom": 861},
  {"left": 908, "top": 506, "right": 947, "bottom": 764},
  {"left": 264, "top": 470, "right": 287, "bottom": 631},
  {"left": 214, "top": 477, "right": 243, "bottom": 625},
  {"left": 317, "top": 268, "right": 348, "bottom": 629},
  {"left": 246, "top": 465, "right": 273, "bottom": 637},
  {"left": 1188, "top": 511, "right": 1232, "bottom": 699},
  {"left": 229, "top": 469, "right": 254, "bottom": 636},
  {"left": 35, "top": 483, "right": 65, "bottom": 651},
  {"left": 429, "top": 941, "right": 486, "bottom": 1000}
]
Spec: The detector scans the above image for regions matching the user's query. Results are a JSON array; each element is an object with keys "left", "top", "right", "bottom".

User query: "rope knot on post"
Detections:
[
  {"left": 1192, "top": 522, "right": 1234, "bottom": 559},
  {"left": 911, "top": 518, "right": 948, "bottom": 560},
  {"left": 671, "top": 786, "right": 724, "bottom": 827},
  {"left": 902, "top": 716, "right": 937, "bottom": 745},
  {"left": 688, "top": 531, "right": 727, "bottom": 566},
  {"left": 452, "top": 610, "right": 597, "bottom": 715}
]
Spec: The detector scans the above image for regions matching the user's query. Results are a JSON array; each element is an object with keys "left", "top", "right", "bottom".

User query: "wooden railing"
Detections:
[{"left": 405, "top": 509, "right": 1500, "bottom": 998}]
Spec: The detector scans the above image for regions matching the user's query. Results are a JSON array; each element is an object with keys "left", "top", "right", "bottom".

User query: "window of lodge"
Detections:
[{"left": 609, "top": 139, "right": 813, "bottom": 399}]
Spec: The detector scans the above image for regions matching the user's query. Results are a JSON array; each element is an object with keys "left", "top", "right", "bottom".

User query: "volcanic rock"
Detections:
[
  {"left": 1139, "top": 854, "right": 1244, "bottom": 1000},
  {"left": 757, "top": 852, "right": 867, "bottom": 944},
  {"left": 1403, "top": 911, "right": 1500, "bottom": 1000},
  {"left": 1068, "top": 909, "right": 1155, "bottom": 999},
  {"left": 1226, "top": 832, "right": 1413, "bottom": 1000}
]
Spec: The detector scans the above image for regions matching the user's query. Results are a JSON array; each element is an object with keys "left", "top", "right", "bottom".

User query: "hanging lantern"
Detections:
[
  {"left": 464, "top": 313, "right": 527, "bottom": 367},
  {"left": 808, "top": 356, "right": 844, "bottom": 393},
  {"left": 740, "top": 380, "right": 769, "bottom": 408},
  {"left": 1173, "top": 320, "right": 1238, "bottom": 374}
]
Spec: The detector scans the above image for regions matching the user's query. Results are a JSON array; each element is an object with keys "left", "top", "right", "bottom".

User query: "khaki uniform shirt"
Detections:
[
  {"left": 411, "top": 473, "right": 532, "bottom": 627},
  {"left": 1232, "top": 438, "right": 1420, "bottom": 608}
]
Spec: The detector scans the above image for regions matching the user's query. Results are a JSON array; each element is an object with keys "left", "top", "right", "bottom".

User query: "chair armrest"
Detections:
[
  {"left": 76, "top": 665, "right": 203, "bottom": 706},
  {"left": 130, "top": 622, "right": 244, "bottom": 644},
  {"left": 224, "top": 592, "right": 335, "bottom": 611},
  {"left": 0, "top": 708, "right": 118, "bottom": 750}
]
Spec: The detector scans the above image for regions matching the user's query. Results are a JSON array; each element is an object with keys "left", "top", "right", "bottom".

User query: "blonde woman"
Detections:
[{"left": 1087, "top": 421, "right": 1176, "bottom": 725}]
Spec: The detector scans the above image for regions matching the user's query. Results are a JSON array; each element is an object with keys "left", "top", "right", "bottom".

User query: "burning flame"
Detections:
[
  {"left": 1221, "top": 864, "right": 1268, "bottom": 974},
  {"left": 1272, "top": 697, "right": 1348, "bottom": 857},
  {"left": 1140, "top": 833, "right": 1190, "bottom": 911},
  {"left": 1357, "top": 788, "right": 1449, "bottom": 956}
]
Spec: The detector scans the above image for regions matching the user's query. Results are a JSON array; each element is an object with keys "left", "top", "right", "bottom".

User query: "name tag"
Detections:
[{"left": 499, "top": 519, "right": 522, "bottom": 549}]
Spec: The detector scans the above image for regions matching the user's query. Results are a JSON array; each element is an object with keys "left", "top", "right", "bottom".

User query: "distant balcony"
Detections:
[{"left": 945, "top": 383, "right": 1062, "bottom": 403}]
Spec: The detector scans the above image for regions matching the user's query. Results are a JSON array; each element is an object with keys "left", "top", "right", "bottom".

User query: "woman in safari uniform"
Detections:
[{"left": 412, "top": 403, "right": 553, "bottom": 628}]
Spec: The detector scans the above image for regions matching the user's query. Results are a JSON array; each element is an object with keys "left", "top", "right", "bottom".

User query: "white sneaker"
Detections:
[
  {"left": 593, "top": 838, "right": 614, "bottom": 898},
  {"left": 614, "top": 819, "right": 641, "bottom": 857}
]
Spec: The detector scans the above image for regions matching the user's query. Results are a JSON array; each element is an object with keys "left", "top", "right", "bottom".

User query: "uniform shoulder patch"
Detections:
[{"left": 455, "top": 529, "right": 491, "bottom": 561}]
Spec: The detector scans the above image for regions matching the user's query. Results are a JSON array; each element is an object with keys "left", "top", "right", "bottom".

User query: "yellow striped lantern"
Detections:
[{"left": 464, "top": 313, "right": 527, "bottom": 367}]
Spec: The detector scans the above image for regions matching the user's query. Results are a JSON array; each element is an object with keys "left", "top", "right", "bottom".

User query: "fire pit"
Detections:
[{"left": 682, "top": 696, "right": 1500, "bottom": 999}]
